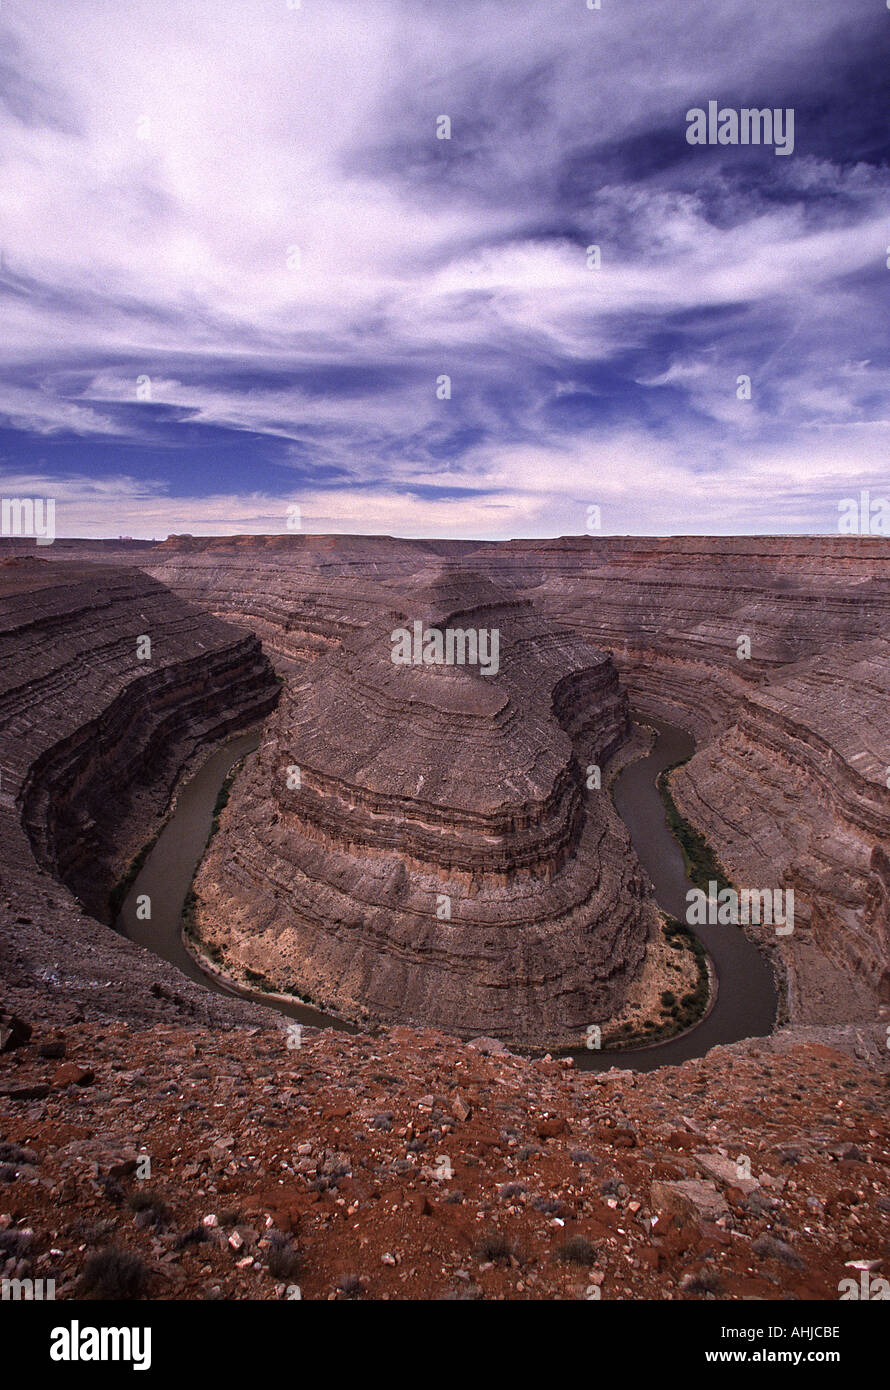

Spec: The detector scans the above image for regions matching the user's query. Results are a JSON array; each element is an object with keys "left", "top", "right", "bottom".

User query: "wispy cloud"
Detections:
[{"left": 1, "top": 0, "right": 888, "bottom": 537}]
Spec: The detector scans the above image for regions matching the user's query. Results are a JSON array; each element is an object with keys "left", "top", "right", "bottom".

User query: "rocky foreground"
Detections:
[{"left": 2, "top": 1013, "right": 888, "bottom": 1301}]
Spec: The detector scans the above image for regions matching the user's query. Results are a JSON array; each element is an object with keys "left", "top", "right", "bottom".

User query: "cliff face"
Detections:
[
  {"left": 504, "top": 539, "right": 890, "bottom": 1024},
  {"left": 111, "top": 532, "right": 890, "bottom": 1028},
  {"left": 9, "top": 534, "right": 889, "bottom": 1033},
  {"left": 502, "top": 540, "right": 890, "bottom": 1022},
  {"left": 0, "top": 557, "right": 279, "bottom": 1031},
  {"left": 192, "top": 570, "right": 658, "bottom": 1048},
  {"left": 670, "top": 641, "right": 890, "bottom": 1018},
  {"left": 502, "top": 536, "right": 890, "bottom": 739}
]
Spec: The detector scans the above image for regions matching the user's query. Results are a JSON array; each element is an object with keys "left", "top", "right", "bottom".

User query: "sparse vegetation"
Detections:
[
  {"left": 77, "top": 1247, "right": 151, "bottom": 1300},
  {"left": 207, "top": 757, "right": 244, "bottom": 839},
  {"left": 244, "top": 967, "right": 278, "bottom": 992},
  {"left": 555, "top": 1234, "right": 598, "bottom": 1265},
  {"left": 0, "top": 1229, "right": 32, "bottom": 1260},
  {"left": 175, "top": 1225, "right": 210, "bottom": 1250},
  {"left": 476, "top": 1231, "right": 514, "bottom": 1263},
  {"left": 683, "top": 1267, "right": 725, "bottom": 1296},
  {"left": 127, "top": 1190, "right": 171, "bottom": 1229},
  {"left": 266, "top": 1232, "right": 301, "bottom": 1280},
  {"left": 108, "top": 828, "right": 164, "bottom": 921},
  {"left": 656, "top": 760, "right": 733, "bottom": 894}
]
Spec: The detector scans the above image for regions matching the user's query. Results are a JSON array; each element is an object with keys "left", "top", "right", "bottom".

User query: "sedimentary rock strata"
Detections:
[
  {"left": 123, "top": 533, "right": 889, "bottom": 1029},
  {"left": 671, "top": 640, "right": 890, "bottom": 1016},
  {"left": 3, "top": 532, "right": 888, "bottom": 1037},
  {"left": 0, "top": 556, "right": 279, "bottom": 1031},
  {"left": 192, "top": 569, "right": 659, "bottom": 1047}
]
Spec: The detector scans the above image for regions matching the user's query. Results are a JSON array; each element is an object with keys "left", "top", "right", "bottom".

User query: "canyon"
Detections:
[
  {"left": 1, "top": 534, "right": 888, "bottom": 1302},
  {"left": 0, "top": 554, "right": 279, "bottom": 1032},
  {"left": 2, "top": 534, "right": 888, "bottom": 1046},
  {"left": 85, "top": 533, "right": 890, "bottom": 1036},
  {"left": 188, "top": 568, "right": 661, "bottom": 1048}
]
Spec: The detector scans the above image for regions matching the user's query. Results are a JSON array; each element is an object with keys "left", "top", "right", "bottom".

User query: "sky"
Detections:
[{"left": 1, "top": 0, "right": 888, "bottom": 540}]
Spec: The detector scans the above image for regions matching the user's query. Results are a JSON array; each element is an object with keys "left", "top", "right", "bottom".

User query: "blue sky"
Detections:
[{"left": 1, "top": 0, "right": 888, "bottom": 538}]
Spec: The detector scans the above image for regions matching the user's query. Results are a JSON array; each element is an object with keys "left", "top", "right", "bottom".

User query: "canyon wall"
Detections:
[
  {"left": 0, "top": 556, "right": 278, "bottom": 1030},
  {"left": 7, "top": 534, "right": 888, "bottom": 1034},
  {"left": 192, "top": 569, "right": 660, "bottom": 1048},
  {"left": 96, "top": 532, "right": 890, "bottom": 1030},
  {"left": 493, "top": 539, "right": 890, "bottom": 1024},
  {"left": 670, "top": 640, "right": 890, "bottom": 1017}
]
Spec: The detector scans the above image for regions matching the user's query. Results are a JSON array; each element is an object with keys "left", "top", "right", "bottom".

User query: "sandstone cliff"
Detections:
[
  {"left": 191, "top": 569, "right": 658, "bottom": 1047},
  {"left": 6, "top": 534, "right": 889, "bottom": 1035},
  {"left": 671, "top": 640, "right": 890, "bottom": 1018},
  {"left": 125, "top": 533, "right": 890, "bottom": 1031},
  {"left": 0, "top": 557, "right": 279, "bottom": 1031}
]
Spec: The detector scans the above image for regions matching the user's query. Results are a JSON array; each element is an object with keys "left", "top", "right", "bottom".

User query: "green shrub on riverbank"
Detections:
[
  {"left": 657, "top": 916, "right": 710, "bottom": 1031},
  {"left": 108, "top": 828, "right": 164, "bottom": 923},
  {"left": 656, "top": 760, "right": 733, "bottom": 894},
  {"left": 208, "top": 757, "right": 243, "bottom": 840}
]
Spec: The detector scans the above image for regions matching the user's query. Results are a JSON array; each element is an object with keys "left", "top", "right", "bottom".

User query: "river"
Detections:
[
  {"left": 116, "top": 716, "right": 778, "bottom": 1069},
  {"left": 575, "top": 716, "right": 777, "bottom": 1071},
  {"left": 116, "top": 731, "right": 351, "bottom": 1032}
]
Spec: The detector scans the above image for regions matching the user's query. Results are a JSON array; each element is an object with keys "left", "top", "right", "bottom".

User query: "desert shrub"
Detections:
[
  {"left": 77, "top": 1248, "right": 150, "bottom": 1300},
  {"left": 175, "top": 1225, "right": 209, "bottom": 1250},
  {"left": 0, "top": 1229, "right": 32, "bottom": 1259},
  {"left": 475, "top": 1231, "right": 513, "bottom": 1263},
  {"left": 266, "top": 1233, "right": 301, "bottom": 1280},
  {"left": 683, "top": 1268, "right": 725, "bottom": 1295},
  {"left": 126, "top": 1191, "right": 170, "bottom": 1228},
  {"left": 555, "top": 1234, "right": 597, "bottom": 1265}
]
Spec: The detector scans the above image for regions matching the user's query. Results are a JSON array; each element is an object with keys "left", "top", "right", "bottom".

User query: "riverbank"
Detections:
[
  {"left": 655, "top": 740, "right": 791, "bottom": 1028},
  {"left": 116, "top": 732, "right": 354, "bottom": 1034},
  {"left": 574, "top": 715, "right": 777, "bottom": 1070}
]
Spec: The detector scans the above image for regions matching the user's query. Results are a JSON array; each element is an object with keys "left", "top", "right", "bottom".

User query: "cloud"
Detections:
[{"left": 0, "top": 0, "right": 888, "bottom": 537}]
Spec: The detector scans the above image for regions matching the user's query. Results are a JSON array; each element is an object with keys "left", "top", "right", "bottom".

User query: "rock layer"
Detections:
[
  {"left": 193, "top": 570, "right": 658, "bottom": 1047},
  {"left": 5, "top": 532, "right": 889, "bottom": 1034},
  {"left": 138, "top": 534, "right": 890, "bottom": 1028},
  {"left": 0, "top": 557, "right": 279, "bottom": 1031},
  {"left": 671, "top": 639, "right": 890, "bottom": 1015}
]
